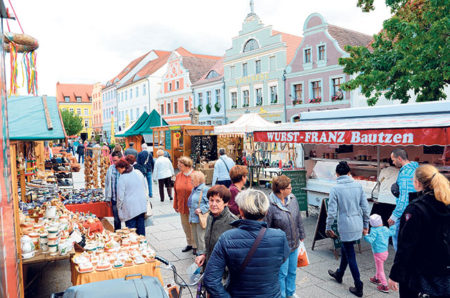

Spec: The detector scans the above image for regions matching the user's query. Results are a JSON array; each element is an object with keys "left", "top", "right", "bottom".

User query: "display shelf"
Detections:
[{"left": 310, "top": 157, "right": 389, "bottom": 167}]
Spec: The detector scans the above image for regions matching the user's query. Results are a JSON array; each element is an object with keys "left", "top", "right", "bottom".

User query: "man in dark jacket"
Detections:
[
  {"left": 124, "top": 142, "right": 138, "bottom": 158},
  {"left": 77, "top": 143, "right": 85, "bottom": 164},
  {"left": 204, "top": 189, "right": 290, "bottom": 298}
]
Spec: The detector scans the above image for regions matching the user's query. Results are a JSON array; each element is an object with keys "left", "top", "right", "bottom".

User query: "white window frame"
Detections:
[
  {"left": 317, "top": 43, "right": 327, "bottom": 67},
  {"left": 242, "top": 63, "right": 248, "bottom": 77},
  {"left": 255, "top": 59, "right": 261, "bottom": 74},
  {"left": 308, "top": 78, "right": 323, "bottom": 102},
  {"left": 84, "top": 108, "right": 89, "bottom": 116},
  {"left": 290, "top": 81, "right": 305, "bottom": 105},
  {"left": 76, "top": 108, "right": 81, "bottom": 115},
  {"left": 143, "top": 84, "right": 146, "bottom": 96},
  {"left": 268, "top": 82, "right": 278, "bottom": 104},
  {"left": 303, "top": 47, "right": 313, "bottom": 70},
  {"left": 184, "top": 100, "right": 189, "bottom": 112},
  {"left": 329, "top": 75, "right": 346, "bottom": 101},
  {"left": 230, "top": 89, "right": 238, "bottom": 108}
]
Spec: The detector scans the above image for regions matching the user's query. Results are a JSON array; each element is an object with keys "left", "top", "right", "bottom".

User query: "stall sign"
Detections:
[{"left": 254, "top": 128, "right": 448, "bottom": 146}]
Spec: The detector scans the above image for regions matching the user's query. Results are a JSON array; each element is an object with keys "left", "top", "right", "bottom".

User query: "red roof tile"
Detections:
[
  {"left": 272, "top": 30, "right": 303, "bottom": 65},
  {"left": 56, "top": 83, "right": 94, "bottom": 103}
]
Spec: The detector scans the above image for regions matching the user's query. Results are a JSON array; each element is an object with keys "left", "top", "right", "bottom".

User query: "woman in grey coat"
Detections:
[
  {"left": 326, "top": 161, "right": 370, "bottom": 297},
  {"left": 266, "top": 175, "right": 305, "bottom": 298}
]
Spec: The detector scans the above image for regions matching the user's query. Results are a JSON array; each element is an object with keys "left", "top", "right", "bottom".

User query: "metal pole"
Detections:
[{"left": 282, "top": 70, "right": 287, "bottom": 122}]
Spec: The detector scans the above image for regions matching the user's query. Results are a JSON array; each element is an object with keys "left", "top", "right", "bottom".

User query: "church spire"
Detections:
[{"left": 250, "top": 0, "right": 254, "bottom": 14}]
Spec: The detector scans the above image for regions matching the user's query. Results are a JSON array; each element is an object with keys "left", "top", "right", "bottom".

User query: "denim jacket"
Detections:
[{"left": 187, "top": 183, "right": 209, "bottom": 223}]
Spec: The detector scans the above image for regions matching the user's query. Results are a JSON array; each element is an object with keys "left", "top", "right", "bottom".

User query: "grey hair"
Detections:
[
  {"left": 235, "top": 189, "right": 269, "bottom": 219},
  {"left": 219, "top": 148, "right": 226, "bottom": 155},
  {"left": 156, "top": 149, "right": 164, "bottom": 156}
]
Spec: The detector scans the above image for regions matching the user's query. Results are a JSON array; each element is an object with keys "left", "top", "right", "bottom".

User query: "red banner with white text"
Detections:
[{"left": 253, "top": 128, "right": 449, "bottom": 146}]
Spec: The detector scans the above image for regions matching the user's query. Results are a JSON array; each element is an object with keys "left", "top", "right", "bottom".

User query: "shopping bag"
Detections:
[
  {"left": 145, "top": 198, "right": 153, "bottom": 219},
  {"left": 297, "top": 241, "right": 309, "bottom": 267}
]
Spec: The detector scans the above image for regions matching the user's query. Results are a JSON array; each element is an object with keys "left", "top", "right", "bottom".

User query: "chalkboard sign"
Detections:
[
  {"left": 165, "top": 130, "right": 171, "bottom": 150},
  {"left": 312, "top": 198, "right": 361, "bottom": 259},
  {"left": 282, "top": 170, "right": 307, "bottom": 212}
]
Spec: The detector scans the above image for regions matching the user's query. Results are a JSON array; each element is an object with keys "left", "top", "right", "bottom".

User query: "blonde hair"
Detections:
[
  {"left": 235, "top": 189, "right": 269, "bottom": 220},
  {"left": 415, "top": 164, "right": 450, "bottom": 205},
  {"left": 191, "top": 171, "right": 205, "bottom": 184},
  {"left": 156, "top": 149, "right": 164, "bottom": 157},
  {"left": 178, "top": 156, "right": 193, "bottom": 168}
]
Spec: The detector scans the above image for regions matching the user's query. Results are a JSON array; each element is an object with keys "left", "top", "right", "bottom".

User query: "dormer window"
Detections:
[
  {"left": 64, "top": 96, "right": 70, "bottom": 102},
  {"left": 76, "top": 96, "right": 82, "bottom": 102},
  {"left": 243, "top": 39, "right": 259, "bottom": 52},
  {"left": 206, "top": 70, "right": 219, "bottom": 79}
]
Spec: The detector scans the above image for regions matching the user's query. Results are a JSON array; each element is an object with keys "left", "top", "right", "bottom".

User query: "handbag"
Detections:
[
  {"left": 297, "top": 241, "right": 309, "bottom": 267},
  {"left": 145, "top": 198, "right": 153, "bottom": 219},
  {"left": 197, "top": 190, "right": 209, "bottom": 229}
]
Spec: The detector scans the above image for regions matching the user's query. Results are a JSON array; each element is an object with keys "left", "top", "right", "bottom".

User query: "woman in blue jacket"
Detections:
[
  {"left": 204, "top": 189, "right": 290, "bottom": 298},
  {"left": 187, "top": 171, "right": 209, "bottom": 256}
]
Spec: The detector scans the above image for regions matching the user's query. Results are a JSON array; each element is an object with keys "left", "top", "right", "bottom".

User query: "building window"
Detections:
[
  {"left": 76, "top": 96, "right": 82, "bottom": 102},
  {"left": 88, "top": 96, "right": 92, "bottom": 102},
  {"left": 255, "top": 88, "right": 263, "bottom": 106},
  {"left": 143, "top": 84, "right": 146, "bottom": 95},
  {"left": 294, "top": 84, "right": 303, "bottom": 101},
  {"left": 269, "top": 56, "right": 276, "bottom": 71},
  {"left": 318, "top": 45, "right": 326, "bottom": 61},
  {"left": 304, "top": 48, "right": 311, "bottom": 63},
  {"left": 176, "top": 81, "right": 180, "bottom": 89},
  {"left": 215, "top": 89, "right": 220, "bottom": 104},
  {"left": 129, "top": 89, "right": 132, "bottom": 99},
  {"left": 136, "top": 87, "right": 139, "bottom": 97},
  {"left": 160, "top": 104, "right": 164, "bottom": 115},
  {"left": 311, "top": 81, "right": 322, "bottom": 99},
  {"left": 243, "top": 90, "right": 249, "bottom": 107},
  {"left": 230, "top": 66, "right": 235, "bottom": 78},
  {"left": 76, "top": 108, "right": 81, "bottom": 115},
  {"left": 243, "top": 39, "right": 259, "bottom": 52},
  {"left": 136, "top": 107, "right": 140, "bottom": 118},
  {"left": 174, "top": 102, "right": 178, "bottom": 114},
  {"left": 130, "top": 109, "right": 134, "bottom": 120},
  {"left": 168, "top": 83, "right": 172, "bottom": 91},
  {"left": 231, "top": 92, "right": 237, "bottom": 108},
  {"left": 270, "top": 85, "right": 278, "bottom": 104},
  {"left": 206, "top": 71, "right": 219, "bottom": 79},
  {"left": 255, "top": 60, "right": 261, "bottom": 74},
  {"left": 144, "top": 106, "right": 148, "bottom": 113},
  {"left": 206, "top": 91, "right": 211, "bottom": 105},
  {"left": 184, "top": 100, "right": 189, "bottom": 112},
  {"left": 331, "top": 77, "right": 344, "bottom": 100},
  {"left": 125, "top": 91, "right": 127, "bottom": 101},
  {"left": 242, "top": 63, "right": 248, "bottom": 77},
  {"left": 167, "top": 103, "right": 171, "bottom": 115},
  {"left": 198, "top": 93, "right": 203, "bottom": 107},
  {"left": 64, "top": 96, "right": 70, "bottom": 102},
  {"left": 84, "top": 120, "right": 89, "bottom": 128},
  {"left": 84, "top": 108, "right": 89, "bottom": 116}
]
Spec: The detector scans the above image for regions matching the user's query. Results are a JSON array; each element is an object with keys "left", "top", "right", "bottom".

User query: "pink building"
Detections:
[
  {"left": 285, "top": 13, "right": 372, "bottom": 122},
  {"left": 92, "top": 82, "right": 104, "bottom": 134}
]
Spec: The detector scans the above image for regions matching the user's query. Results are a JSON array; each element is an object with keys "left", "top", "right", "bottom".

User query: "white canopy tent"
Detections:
[{"left": 214, "top": 113, "right": 277, "bottom": 136}]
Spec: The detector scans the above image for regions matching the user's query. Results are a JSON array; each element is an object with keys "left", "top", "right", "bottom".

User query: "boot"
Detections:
[
  {"left": 349, "top": 282, "right": 363, "bottom": 297},
  {"left": 328, "top": 269, "right": 343, "bottom": 283},
  {"left": 192, "top": 248, "right": 197, "bottom": 256}
]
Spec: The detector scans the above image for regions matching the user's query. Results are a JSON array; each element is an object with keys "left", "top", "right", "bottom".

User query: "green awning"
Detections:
[
  {"left": 136, "top": 109, "right": 168, "bottom": 135},
  {"left": 8, "top": 96, "right": 66, "bottom": 140},
  {"left": 116, "top": 111, "right": 149, "bottom": 137}
]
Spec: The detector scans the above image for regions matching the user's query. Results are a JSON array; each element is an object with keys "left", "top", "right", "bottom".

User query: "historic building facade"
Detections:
[
  {"left": 223, "top": 6, "right": 301, "bottom": 123},
  {"left": 191, "top": 58, "right": 225, "bottom": 125},
  {"left": 116, "top": 50, "right": 170, "bottom": 132},
  {"left": 56, "top": 82, "right": 94, "bottom": 140},
  {"left": 156, "top": 47, "right": 220, "bottom": 125},
  {"left": 285, "top": 13, "right": 372, "bottom": 122},
  {"left": 92, "top": 82, "right": 104, "bottom": 135}
]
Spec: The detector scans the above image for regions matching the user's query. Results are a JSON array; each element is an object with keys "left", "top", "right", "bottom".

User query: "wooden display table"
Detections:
[
  {"left": 70, "top": 255, "right": 163, "bottom": 286},
  {"left": 22, "top": 249, "right": 75, "bottom": 265}
]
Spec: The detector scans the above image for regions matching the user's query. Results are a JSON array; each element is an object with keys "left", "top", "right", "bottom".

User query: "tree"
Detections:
[
  {"left": 339, "top": 0, "right": 449, "bottom": 105},
  {"left": 61, "top": 109, "right": 83, "bottom": 136}
]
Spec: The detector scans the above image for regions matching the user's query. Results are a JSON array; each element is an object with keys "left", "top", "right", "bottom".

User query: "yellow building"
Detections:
[{"left": 56, "top": 82, "right": 94, "bottom": 140}]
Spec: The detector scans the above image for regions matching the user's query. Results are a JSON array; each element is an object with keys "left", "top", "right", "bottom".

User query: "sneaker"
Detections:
[
  {"left": 349, "top": 283, "right": 363, "bottom": 297},
  {"left": 370, "top": 276, "right": 381, "bottom": 285},
  {"left": 328, "top": 269, "right": 343, "bottom": 283},
  {"left": 377, "top": 284, "right": 389, "bottom": 293}
]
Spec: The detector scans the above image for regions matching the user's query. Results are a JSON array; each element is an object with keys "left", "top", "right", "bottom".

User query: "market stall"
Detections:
[
  {"left": 116, "top": 109, "right": 168, "bottom": 152},
  {"left": 152, "top": 124, "right": 214, "bottom": 168},
  {"left": 254, "top": 102, "right": 450, "bottom": 207}
]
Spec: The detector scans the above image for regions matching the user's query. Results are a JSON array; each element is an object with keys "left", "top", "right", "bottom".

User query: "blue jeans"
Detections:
[
  {"left": 146, "top": 172, "right": 153, "bottom": 198},
  {"left": 337, "top": 241, "right": 362, "bottom": 288},
  {"left": 279, "top": 248, "right": 298, "bottom": 298},
  {"left": 125, "top": 212, "right": 145, "bottom": 236},
  {"left": 78, "top": 154, "right": 84, "bottom": 164},
  {"left": 111, "top": 201, "right": 121, "bottom": 231}
]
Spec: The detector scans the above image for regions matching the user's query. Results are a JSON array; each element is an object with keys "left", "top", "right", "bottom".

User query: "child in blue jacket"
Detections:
[{"left": 363, "top": 214, "right": 396, "bottom": 293}]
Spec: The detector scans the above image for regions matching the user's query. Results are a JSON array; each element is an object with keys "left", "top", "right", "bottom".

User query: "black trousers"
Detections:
[
  {"left": 399, "top": 282, "right": 419, "bottom": 298},
  {"left": 111, "top": 200, "right": 121, "bottom": 231},
  {"left": 158, "top": 177, "right": 173, "bottom": 202}
]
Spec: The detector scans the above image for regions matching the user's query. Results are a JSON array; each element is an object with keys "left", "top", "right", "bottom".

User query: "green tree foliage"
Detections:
[
  {"left": 61, "top": 109, "right": 83, "bottom": 136},
  {"left": 339, "top": 0, "right": 449, "bottom": 105}
]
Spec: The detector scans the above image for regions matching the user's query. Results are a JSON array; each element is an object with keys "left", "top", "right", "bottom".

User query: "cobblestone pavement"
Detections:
[{"left": 28, "top": 167, "right": 399, "bottom": 297}]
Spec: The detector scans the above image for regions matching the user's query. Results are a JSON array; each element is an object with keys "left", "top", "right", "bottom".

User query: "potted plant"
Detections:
[
  {"left": 206, "top": 103, "right": 212, "bottom": 114},
  {"left": 214, "top": 102, "right": 221, "bottom": 112},
  {"left": 309, "top": 97, "right": 322, "bottom": 104},
  {"left": 197, "top": 105, "right": 203, "bottom": 112},
  {"left": 331, "top": 91, "right": 344, "bottom": 101},
  {"left": 231, "top": 104, "right": 237, "bottom": 108},
  {"left": 256, "top": 98, "right": 263, "bottom": 106},
  {"left": 242, "top": 103, "right": 249, "bottom": 107},
  {"left": 292, "top": 98, "right": 302, "bottom": 106}
]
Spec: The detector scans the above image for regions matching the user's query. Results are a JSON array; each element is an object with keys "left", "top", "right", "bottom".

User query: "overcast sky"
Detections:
[{"left": 8, "top": 0, "right": 391, "bottom": 96}]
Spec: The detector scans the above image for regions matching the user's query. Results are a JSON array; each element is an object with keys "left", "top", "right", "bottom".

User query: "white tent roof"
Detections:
[{"left": 214, "top": 113, "right": 277, "bottom": 136}]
